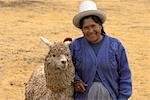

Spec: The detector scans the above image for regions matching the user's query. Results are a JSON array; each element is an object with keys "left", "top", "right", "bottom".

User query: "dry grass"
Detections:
[{"left": 0, "top": 0, "right": 149, "bottom": 100}]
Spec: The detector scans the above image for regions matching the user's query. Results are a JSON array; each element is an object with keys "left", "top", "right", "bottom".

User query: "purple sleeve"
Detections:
[
  {"left": 117, "top": 42, "right": 132, "bottom": 99},
  {"left": 69, "top": 41, "right": 81, "bottom": 82}
]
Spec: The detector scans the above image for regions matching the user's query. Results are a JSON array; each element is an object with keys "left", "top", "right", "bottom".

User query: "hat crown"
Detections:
[
  {"left": 79, "top": 0, "right": 97, "bottom": 13},
  {"left": 73, "top": 0, "right": 106, "bottom": 28}
]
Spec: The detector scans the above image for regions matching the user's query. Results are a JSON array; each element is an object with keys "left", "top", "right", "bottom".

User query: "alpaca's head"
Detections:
[
  {"left": 44, "top": 42, "right": 72, "bottom": 72},
  {"left": 40, "top": 37, "right": 74, "bottom": 92}
]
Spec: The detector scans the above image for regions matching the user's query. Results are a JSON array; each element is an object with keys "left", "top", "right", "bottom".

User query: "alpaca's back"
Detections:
[
  {"left": 25, "top": 41, "right": 74, "bottom": 100},
  {"left": 25, "top": 66, "right": 47, "bottom": 100}
]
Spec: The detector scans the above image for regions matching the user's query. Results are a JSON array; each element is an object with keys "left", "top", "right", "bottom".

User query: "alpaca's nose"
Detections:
[
  {"left": 61, "top": 60, "right": 66, "bottom": 64},
  {"left": 60, "top": 55, "right": 67, "bottom": 64}
]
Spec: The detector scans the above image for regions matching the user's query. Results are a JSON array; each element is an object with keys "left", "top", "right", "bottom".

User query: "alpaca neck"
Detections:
[{"left": 45, "top": 68, "right": 69, "bottom": 92}]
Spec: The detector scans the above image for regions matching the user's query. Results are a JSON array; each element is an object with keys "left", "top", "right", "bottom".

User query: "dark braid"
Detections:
[{"left": 79, "top": 15, "right": 106, "bottom": 35}]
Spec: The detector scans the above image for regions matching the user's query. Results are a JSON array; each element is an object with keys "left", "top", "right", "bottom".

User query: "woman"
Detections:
[{"left": 70, "top": 0, "right": 132, "bottom": 100}]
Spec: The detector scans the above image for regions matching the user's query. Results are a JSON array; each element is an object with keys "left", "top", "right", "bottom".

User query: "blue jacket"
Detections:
[{"left": 69, "top": 35, "right": 132, "bottom": 100}]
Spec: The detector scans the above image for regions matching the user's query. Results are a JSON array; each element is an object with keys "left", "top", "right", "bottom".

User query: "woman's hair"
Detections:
[{"left": 79, "top": 15, "right": 106, "bottom": 35}]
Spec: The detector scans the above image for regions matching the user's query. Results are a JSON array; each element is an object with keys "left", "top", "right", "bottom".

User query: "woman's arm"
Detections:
[{"left": 117, "top": 42, "right": 132, "bottom": 100}]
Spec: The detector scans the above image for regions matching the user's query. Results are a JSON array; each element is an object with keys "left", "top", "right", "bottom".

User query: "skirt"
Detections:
[{"left": 86, "top": 82, "right": 112, "bottom": 100}]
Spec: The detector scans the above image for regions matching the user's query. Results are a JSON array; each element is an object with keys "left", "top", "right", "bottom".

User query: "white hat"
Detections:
[{"left": 73, "top": 0, "right": 106, "bottom": 28}]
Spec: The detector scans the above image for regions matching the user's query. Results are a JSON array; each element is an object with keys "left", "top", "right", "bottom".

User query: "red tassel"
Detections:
[{"left": 63, "top": 37, "right": 72, "bottom": 43}]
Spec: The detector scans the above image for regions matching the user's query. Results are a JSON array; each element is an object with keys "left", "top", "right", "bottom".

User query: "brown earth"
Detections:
[{"left": 0, "top": 0, "right": 149, "bottom": 100}]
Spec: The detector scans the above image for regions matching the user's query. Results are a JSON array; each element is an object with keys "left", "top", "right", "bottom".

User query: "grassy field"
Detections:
[{"left": 0, "top": 0, "right": 149, "bottom": 100}]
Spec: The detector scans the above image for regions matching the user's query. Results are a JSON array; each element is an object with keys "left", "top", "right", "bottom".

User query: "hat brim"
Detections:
[{"left": 73, "top": 10, "right": 106, "bottom": 28}]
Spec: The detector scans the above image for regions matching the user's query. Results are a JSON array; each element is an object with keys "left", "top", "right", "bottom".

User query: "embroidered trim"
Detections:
[{"left": 108, "top": 38, "right": 119, "bottom": 68}]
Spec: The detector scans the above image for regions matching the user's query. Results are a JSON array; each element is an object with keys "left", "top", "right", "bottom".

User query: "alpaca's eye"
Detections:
[{"left": 53, "top": 54, "right": 56, "bottom": 57}]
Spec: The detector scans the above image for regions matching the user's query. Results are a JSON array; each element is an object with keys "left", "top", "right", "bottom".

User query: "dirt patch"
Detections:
[{"left": 0, "top": 0, "right": 44, "bottom": 7}]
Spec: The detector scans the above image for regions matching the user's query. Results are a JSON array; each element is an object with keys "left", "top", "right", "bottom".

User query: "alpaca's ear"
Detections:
[
  {"left": 64, "top": 41, "right": 72, "bottom": 46},
  {"left": 40, "top": 36, "right": 53, "bottom": 48}
]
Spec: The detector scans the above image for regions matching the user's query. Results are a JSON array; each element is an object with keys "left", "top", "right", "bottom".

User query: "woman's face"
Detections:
[{"left": 81, "top": 18, "right": 102, "bottom": 44}]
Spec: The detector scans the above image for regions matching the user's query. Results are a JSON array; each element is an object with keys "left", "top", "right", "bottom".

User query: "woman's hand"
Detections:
[{"left": 74, "top": 81, "right": 88, "bottom": 93}]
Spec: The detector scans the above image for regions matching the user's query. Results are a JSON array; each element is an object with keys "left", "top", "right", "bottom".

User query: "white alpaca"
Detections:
[{"left": 25, "top": 37, "right": 74, "bottom": 100}]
